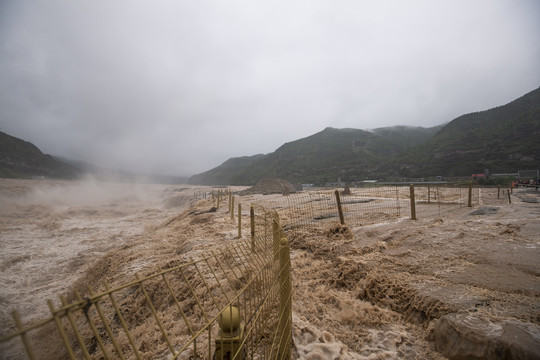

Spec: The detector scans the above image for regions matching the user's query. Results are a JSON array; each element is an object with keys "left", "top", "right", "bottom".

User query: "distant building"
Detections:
[
  {"left": 518, "top": 170, "right": 539, "bottom": 179},
  {"left": 491, "top": 173, "right": 518, "bottom": 178},
  {"left": 325, "top": 177, "right": 346, "bottom": 187},
  {"left": 325, "top": 181, "right": 346, "bottom": 187}
]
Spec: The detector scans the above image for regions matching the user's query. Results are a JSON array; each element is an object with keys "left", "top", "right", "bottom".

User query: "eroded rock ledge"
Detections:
[{"left": 430, "top": 313, "right": 540, "bottom": 360}]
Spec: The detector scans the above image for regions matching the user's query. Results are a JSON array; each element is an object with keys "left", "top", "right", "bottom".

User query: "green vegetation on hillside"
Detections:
[
  {"left": 0, "top": 131, "right": 79, "bottom": 179},
  {"left": 190, "top": 126, "right": 440, "bottom": 185},
  {"left": 371, "top": 125, "right": 445, "bottom": 150},
  {"left": 4, "top": 87, "right": 539, "bottom": 184},
  {"left": 394, "top": 87, "right": 540, "bottom": 177},
  {"left": 0, "top": 132, "right": 190, "bottom": 183},
  {"left": 190, "top": 87, "right": 540, "bottom": 185}
]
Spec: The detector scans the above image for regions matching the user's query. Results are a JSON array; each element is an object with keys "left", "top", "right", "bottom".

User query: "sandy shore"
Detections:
[{"left": 0, "top": 179, "right": 539, "bottom": 359}]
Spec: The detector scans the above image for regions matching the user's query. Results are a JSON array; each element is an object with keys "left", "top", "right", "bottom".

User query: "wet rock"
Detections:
[
  {"left": 431, "top": 313, "right": 540, "bottom": 359},
  {"left": 238, "top": 178, "right": 297, "bottom": 195},
  {"left": 469, "top": 207, "right": 499, "bottom": 216}
]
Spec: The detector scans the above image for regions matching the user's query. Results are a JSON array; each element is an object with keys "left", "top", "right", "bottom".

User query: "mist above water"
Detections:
[{"left": 0, "top": 178, "right": 200, "bottom": 330}]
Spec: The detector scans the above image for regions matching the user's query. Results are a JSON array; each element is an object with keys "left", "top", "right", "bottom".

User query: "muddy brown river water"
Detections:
[{"left": 1, "top": 179, "right": 539, "bottom": 359}]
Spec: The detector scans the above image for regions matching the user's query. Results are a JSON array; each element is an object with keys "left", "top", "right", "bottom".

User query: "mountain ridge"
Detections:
[
  {"left": 190, "top": 86, "right": 540, "bottom": 185},
  {"left": 0, "top": 131, "right": 189, "bottom": 183},
  {"left": 392, "top": 86, "right": 540, "bottom": 177},
  {"left": 189, "top": 124, "right": 443, "bottom": 185},
  {"left": 0, "top": 131, "right": 80, "bottom": 179},
  {"left": 3, "top": 87, "right": 539, "bottom": 184}
]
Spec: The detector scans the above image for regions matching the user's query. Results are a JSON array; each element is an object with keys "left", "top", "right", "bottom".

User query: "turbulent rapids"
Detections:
[{"left": 0, "top": 179, "right": 539, "bottom": 359}]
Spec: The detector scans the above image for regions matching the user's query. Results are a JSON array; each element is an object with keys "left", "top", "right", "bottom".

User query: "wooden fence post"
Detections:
[
  {"left": 334, "top": 190, "right": 345, "bottom": 225},
  {"left": 237, "top": 203, "right": 242, "bottom": 238},
  {"left": 231, "top": 196, "right": 235, "bottom": 220},
  {"left": 250, "top": 206, "right": 255, "bottom": 251},
  {"left": 508, "top": 187, "right": 512, "bottom": 204},
  {"left": 410, "top": 184, "right": 417, "bottom": 220},
  {"left": 468, "top": 182, "right": 472, "bottom": 207}
]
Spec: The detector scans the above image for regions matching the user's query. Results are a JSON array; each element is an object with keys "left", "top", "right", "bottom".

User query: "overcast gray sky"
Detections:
[{"left": 1, "top": 1, "right": 539, "bottom": 176}]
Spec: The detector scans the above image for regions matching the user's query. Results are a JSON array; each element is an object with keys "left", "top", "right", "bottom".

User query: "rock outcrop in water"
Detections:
[{"left": 431, "top": 313, "right": 540, "bottom": 360}]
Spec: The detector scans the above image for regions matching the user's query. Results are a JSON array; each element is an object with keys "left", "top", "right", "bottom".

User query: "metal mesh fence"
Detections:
[
  {"left": 249, "top": 188, "right": 400, "bottom": 230},
  {"left": 251, "top": 184, "right": 482, "bottom": 229},
  {"left": 339, "top": 187, "right": 403, "bottom": 227},
  {"left": 412, "top": 184, "right": 479, "bottom": 218},
  {"left": 2, "top": 183, "right": 490, "bottom": 359},
  {"left": 0, "top": 213, "right": 292, "bottom": 360},
  {"left": 192, "top": 189, "right": 211, "bottom": 203},
  {"left": 479, "top": 186, "right": 514, "bottom": 206},
  {"left": 253, "top": 187, "right": 405, "bottom": 230}
]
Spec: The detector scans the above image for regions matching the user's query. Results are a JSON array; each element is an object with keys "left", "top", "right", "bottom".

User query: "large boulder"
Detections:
[
  {"left": 430, "top": 313, "right": 540, "bottom": 359},
  {"left": 239, "top": 178, "right": 297, "bottom": 195}
]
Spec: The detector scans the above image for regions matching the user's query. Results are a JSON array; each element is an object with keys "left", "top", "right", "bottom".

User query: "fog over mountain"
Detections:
[
  {"left": 189, "top": 87, "right": 540, "bottom": 185},
  {"left": 1, "top": 1, "right": 539, "bottom": 176}
]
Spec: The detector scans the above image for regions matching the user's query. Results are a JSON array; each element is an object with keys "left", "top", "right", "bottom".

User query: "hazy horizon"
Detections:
[{"left": 1, "top": 1, "right": 539, "bottom": 176}]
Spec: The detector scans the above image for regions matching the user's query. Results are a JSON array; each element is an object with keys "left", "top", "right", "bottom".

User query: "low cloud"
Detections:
[{"left": 1, "top": 0, "right": 539, "bottom": 176}]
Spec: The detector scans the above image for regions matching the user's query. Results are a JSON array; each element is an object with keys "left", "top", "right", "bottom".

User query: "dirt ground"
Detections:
[{"left": 0, "top": 179, "right": 539, "bottom": 359}]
